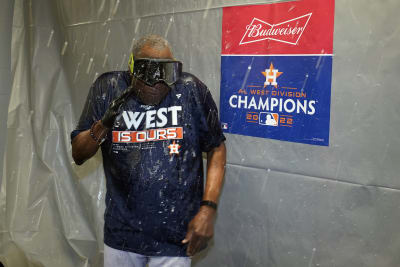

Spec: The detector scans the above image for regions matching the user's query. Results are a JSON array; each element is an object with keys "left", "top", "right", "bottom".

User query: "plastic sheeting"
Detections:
[
  {"left": 0, "top": 0, "right": 14, "bottom": 192},
  {"left": 1, "top": 0, "right": 400, "bottom": 266}
]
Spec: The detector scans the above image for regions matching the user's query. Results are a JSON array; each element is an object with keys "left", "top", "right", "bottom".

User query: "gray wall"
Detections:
[{"left": 1, "top": 0, "right": 400, "bottom": 266}]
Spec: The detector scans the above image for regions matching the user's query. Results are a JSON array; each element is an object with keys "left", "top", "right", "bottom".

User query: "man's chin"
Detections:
[{"left": 134, "top": 80, "right": 170, "bottom": 105}]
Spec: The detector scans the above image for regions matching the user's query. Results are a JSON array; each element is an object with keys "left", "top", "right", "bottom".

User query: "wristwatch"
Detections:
[{"left": 90, "top": 121, "right": 108, "bottom": 145}]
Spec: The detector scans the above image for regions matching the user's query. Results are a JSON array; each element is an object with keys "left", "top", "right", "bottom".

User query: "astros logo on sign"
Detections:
[{"left": 262, "top": 62, "right": 283, "bottom": 88}]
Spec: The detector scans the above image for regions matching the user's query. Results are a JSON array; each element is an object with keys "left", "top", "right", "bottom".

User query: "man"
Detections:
[{"left": 71, "top": 35, "right": 226, "bottom": 267}]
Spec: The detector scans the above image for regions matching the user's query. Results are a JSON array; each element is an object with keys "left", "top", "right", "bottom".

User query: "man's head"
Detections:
[
  {"left": 129, "top": 35, "right": 180, "bottom": 105},
  {"left": 132, "top": 35, "right": 174, "bottom": 60}
]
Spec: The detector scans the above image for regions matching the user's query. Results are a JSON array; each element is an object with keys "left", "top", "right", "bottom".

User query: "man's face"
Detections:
[{"left": 132, "top": 45, "right": 174, "bottom": 105}]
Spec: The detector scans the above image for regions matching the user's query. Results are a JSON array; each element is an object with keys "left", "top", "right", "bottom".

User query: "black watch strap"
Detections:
[{"left": 200, "top": 200, "right": 218, "bottom": 210}]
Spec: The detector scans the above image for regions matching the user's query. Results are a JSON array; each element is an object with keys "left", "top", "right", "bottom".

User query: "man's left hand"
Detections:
[{"left": 182, "top": 206, "right": 216, "bottom": 256}]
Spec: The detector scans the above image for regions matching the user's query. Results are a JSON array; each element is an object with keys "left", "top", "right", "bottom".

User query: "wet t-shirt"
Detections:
[{"left": 71, "top": 71, "right": 226, "bottom": 256}]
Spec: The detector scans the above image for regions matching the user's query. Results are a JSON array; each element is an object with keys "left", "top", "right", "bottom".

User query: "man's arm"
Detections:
[
  {"left": 182, "top": 141, "right": 226, "bottom": 256},
  {"left": 72, "top": 121, "right": 109, "bottom": 165}
]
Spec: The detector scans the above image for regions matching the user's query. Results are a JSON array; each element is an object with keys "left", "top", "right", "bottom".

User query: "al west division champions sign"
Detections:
[{"left": 220, "top": 0, "right": 335, "bottom": 146}]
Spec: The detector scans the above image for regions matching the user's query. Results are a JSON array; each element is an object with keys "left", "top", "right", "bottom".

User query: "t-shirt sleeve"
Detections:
[
  {"left": 193, "top": 78, "right": 226, "bottom": 152},
  {"left": 70, "top": 75, "right": 110, "bottom": 141}
]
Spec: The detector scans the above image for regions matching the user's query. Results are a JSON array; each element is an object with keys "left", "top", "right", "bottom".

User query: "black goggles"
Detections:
[{"left": 133, "top": 58, "right": 182, "bottom": 86}]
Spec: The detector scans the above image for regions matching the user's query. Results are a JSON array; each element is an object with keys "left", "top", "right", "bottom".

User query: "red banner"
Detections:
[{"left": 222, "top": 0, "right": 335, "bottom": 55}]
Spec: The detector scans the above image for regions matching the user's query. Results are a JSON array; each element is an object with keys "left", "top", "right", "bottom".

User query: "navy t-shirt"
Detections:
[{"left": 71, "top": 71, "right": 226, "bottom": 256}]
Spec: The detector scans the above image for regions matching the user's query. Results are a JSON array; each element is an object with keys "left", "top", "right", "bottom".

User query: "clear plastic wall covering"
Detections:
[
  {"left": 0, "top": 0, "right": 14, "bottom": 193},
  {"left": 1, "top": 0, "right": 400, "bottom": 266}
]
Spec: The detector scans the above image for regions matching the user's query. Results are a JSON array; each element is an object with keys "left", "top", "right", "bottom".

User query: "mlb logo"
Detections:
[
  {"left": 259, "top": 112, "right": 279, "bottom": 126},
  {"left": 221, "top": 123, "right": 228, "bottom": 130}
]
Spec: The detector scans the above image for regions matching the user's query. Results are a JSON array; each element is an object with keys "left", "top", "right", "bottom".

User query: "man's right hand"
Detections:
[
  {"left": 101, "top": 85, "right": 135, "bottom": 128},
  {"left": 72, "top": 86, "right": 135, "bottom": 165}
]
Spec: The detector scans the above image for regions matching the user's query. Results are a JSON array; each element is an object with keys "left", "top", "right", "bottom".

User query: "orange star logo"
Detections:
[
  {"left": 261, "top": 63, "right": 283, "bottom": 88},
  {"left": 168, "top": 141, "right": 181, "bottom": 155}
]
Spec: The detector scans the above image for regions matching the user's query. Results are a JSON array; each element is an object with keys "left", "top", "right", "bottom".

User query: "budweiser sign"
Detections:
[{"left": 240, "top": 13, "right": 312, "bottom": 46}]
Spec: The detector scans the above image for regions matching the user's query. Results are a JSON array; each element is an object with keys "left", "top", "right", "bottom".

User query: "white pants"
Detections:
[{"left": 104, "top": 244, "right": 191, "bottom": 267}]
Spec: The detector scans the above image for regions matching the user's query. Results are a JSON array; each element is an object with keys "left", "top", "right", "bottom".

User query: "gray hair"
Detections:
[{"left": 131, "top": 34, "right": 173, "bottom": 58}]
